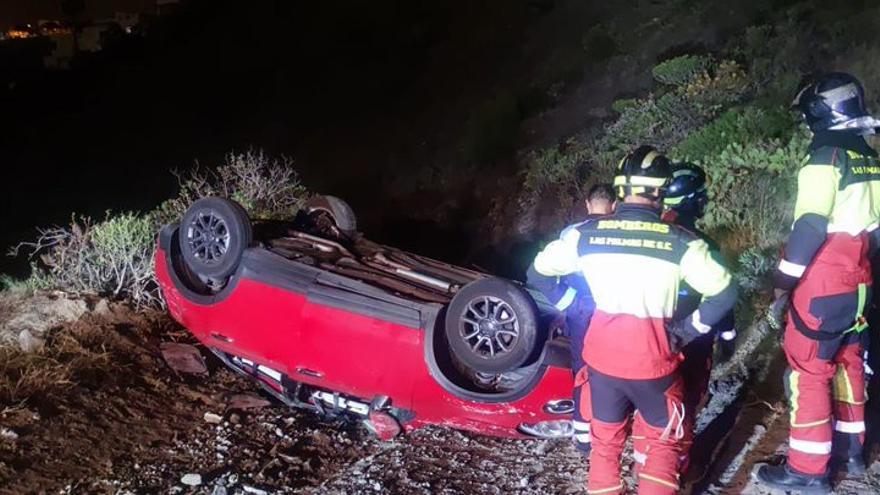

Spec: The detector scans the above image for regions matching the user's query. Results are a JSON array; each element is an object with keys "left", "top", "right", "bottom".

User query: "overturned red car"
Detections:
[{"left": 156, "top": 196, "right": 575, "bottom": 439}]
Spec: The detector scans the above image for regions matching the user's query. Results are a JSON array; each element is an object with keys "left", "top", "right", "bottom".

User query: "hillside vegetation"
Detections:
[{"left": 517, "top": 0, "right": 880, "bottom": 319}]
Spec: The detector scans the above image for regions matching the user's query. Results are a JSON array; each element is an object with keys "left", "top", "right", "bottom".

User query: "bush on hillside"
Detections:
[
  {"left": 9, "top": 149, "right": 309, "bottom": 310},
  {"left": 610, "top": 98, "right": 638, "bottom": 114},
  {"left": 598, "top": 92, "right": 703, "bottom": 163},
  {"left": 592, "top": 60, "right": 749, "bottom": 175},
  {"left": 652, "top": 54, "right": 712, "bottom": 86},
  {"left": 683, "top": 60, "right": 750, "bottom": 115},
  {"left": 10, "top": 213, "right": 161, "bottom": 309},
  {"left": 736, "top": 245, "right": 780, "bottom": 296},
  {"left": 156, "top": 149, "right": 308, "bottom": 225},
  {"left": 672, "top": 106, "right": 796, "bottom": 161},
  {"left": 522, "top": 142, "right": 584, "bottom": 194},
  {"left": 700, "top": 131, "right": 809, "bottom": 250}
]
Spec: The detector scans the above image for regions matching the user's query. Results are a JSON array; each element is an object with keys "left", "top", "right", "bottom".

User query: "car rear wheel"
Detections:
[
  {"left": 302, "top": 195, "right": 358, "bottom": 238},
  {"left": 445, "top": 277, "right": 539, "bottom": 374},
  {"left": 179, "top": 197, "right": 252, "bottom": 288}
]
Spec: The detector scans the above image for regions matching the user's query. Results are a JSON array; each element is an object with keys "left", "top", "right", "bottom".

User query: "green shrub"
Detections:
[
  {"left": 156, "top": 149, "right": 307, "bottom": 225},
  {"left": 682, "top": 60, "right": 750, "bottom": 115},
  {"left": 0, "top": 273, "right": 40, "bottom": 293},
  {"left": 700, "top": 131, "right": 809, "bottom": 249},
  {"left": 611, "top": 98, "right": 638, "bottom": 114},
  {"left": 736, "top": 245, "right": 780, "bottom": 296},
  {"left": 522, "top": 144, "right": 583, "bottom": 193},
  {"left": 10, "top": 212, "right": 162, "bottom": 309},
  {"left": 652, "top": 55, "right": 712, "bottom": 86},
  {"left": 673, "top": 106, "right": 796, "bottom": 161},
  {"left": 599, "top": 91, "right": 703, "bottom": 156},
  {"left": 595, "top": 60, "right": 749, "bottom": 169}
]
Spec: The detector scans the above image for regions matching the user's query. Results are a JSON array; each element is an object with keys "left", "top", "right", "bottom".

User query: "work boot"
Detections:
[
  {"left": 754, "top": 462, "right": 831, "bottom": 494},
  {"left": 833, "top": 455, "right": 867, "bottom": 476}
]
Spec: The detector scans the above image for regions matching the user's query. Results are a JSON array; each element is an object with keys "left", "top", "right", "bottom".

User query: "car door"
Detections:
[{"left": 292, "top": 272, "right": 426, "bottom": 408}]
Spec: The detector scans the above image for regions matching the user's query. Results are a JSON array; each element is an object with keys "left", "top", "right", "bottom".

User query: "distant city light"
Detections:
[{"left": 7, "top": 28, "right": 32, "bottom": 39}]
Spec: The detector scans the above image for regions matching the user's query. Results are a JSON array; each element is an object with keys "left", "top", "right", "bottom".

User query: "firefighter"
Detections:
[
  {"left": 756, "top": 72, "right": 880, "bottom": 493},
  {"left": 526, "top": 183, "right": 616, "bottom": 455},
  {"left": 652, "top": 163, "right": 737, "bottom": 472},
  {"left": 531, "top": 146, "right": 737, "bottom": 494}
]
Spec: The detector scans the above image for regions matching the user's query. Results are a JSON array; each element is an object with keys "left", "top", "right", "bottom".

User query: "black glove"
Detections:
[{"left": 667, "top": 319, "right": 695, "bottom": 354}]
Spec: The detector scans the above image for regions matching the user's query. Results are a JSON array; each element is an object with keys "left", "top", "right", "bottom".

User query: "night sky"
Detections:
[{"left": 0, "top": 0, "right": 156, "bottom": 29}]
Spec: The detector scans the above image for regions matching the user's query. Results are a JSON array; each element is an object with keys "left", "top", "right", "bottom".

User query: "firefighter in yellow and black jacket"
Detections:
[
  {"left": 756, "top": 73, "right": 880, "bottom": 494},
  {"left": 530, "top": 146, "right": 736, "bottom": 494}
]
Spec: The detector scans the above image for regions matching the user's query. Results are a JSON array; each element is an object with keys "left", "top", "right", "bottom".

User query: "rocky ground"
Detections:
[{"left": 1, "top": 291, "right": 879, "bottom": 494}]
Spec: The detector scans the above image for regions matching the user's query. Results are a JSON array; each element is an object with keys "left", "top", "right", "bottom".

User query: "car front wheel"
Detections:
[{"left": 444, "top": 277, "right": 540, "bottom": 374}]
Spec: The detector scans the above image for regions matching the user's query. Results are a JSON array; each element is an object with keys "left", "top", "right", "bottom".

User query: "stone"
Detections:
[
  {"left": 18, "top": 329, "right": 44, "bottom": 352},
  {"left": 160, "top": 343, "right": 208, "bottom": 374},
  {"left": 181, "top": 473, "right": 202, "bottom": 486},
  {"left": 93, "top": 299, "right": 111, "bottom": 316},
  {"left": 204, "top": 412, "right": 223, "bottom": 424},
  {"left": 226, "top": 393, "right": 271, "bottom": 410},
  {"left": 0, "top": 428, "right": 18, "bottom": 441}
]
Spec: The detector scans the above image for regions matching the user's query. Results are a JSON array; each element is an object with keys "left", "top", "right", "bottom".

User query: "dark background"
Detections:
[{"left": 1, "top": 0, "right": 565, "bottom": 276}]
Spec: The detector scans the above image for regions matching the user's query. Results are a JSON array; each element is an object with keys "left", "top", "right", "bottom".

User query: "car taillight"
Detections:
[
  {"left": 364, "top": 410, "right": 402, "bottom": 441},
  {"left": 518, "top": 420, "right": 573, "bottom": 439}
]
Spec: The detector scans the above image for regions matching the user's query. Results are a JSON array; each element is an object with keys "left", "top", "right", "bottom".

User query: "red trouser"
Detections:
[
  {"left": 633, "top": 335, "right": 712, "bottom": 472},
  {"left": 781, "top": 233, "right": 871, "bottom": 475},
  {"left": 784, "top": 326, "right": 866, "bottom": 475},
  {"left": 574, "top": 366, "right": 593, "bottom": 453},
  {"left": 585, "top": 368, "right": 685, "bottom": 494}
]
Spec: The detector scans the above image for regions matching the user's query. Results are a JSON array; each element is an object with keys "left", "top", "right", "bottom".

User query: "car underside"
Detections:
[{"left": 156, "top": 196, "right": 576, "bottom": 440}]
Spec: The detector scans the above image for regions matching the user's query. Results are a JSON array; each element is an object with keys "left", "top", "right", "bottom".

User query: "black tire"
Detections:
[
  {"left": 304, "top": 195, "right": 358, "bottom": 237},
  {"left": 179, "top": 197, "right": 252, "bottom": 282},
  {"left": 445, "top": 277, "right": 539, "bottom": 373}
]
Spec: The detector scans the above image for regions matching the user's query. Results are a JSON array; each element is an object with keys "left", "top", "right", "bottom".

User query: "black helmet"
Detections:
[
  {"left": 613, "top": 145, "right": 672, "bottom": 199},
  {"left": 664, "top": 162, "right": 708, "bottom": 219},
  {"left": 792, "top": 72, "right": 880, "bottom": 133}
]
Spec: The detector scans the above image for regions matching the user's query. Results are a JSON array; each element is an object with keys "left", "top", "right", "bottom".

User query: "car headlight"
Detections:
[{"left": 518, "top": 420, "right": 573, "bottom": 439}]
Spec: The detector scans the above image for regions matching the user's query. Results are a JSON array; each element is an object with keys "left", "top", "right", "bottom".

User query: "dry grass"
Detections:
[
  {"left": 0, "top": 321, "right": 118, "bottom": 407},
  {"left": 0, "top": 296, "right": 14, "bottom": 323}
]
